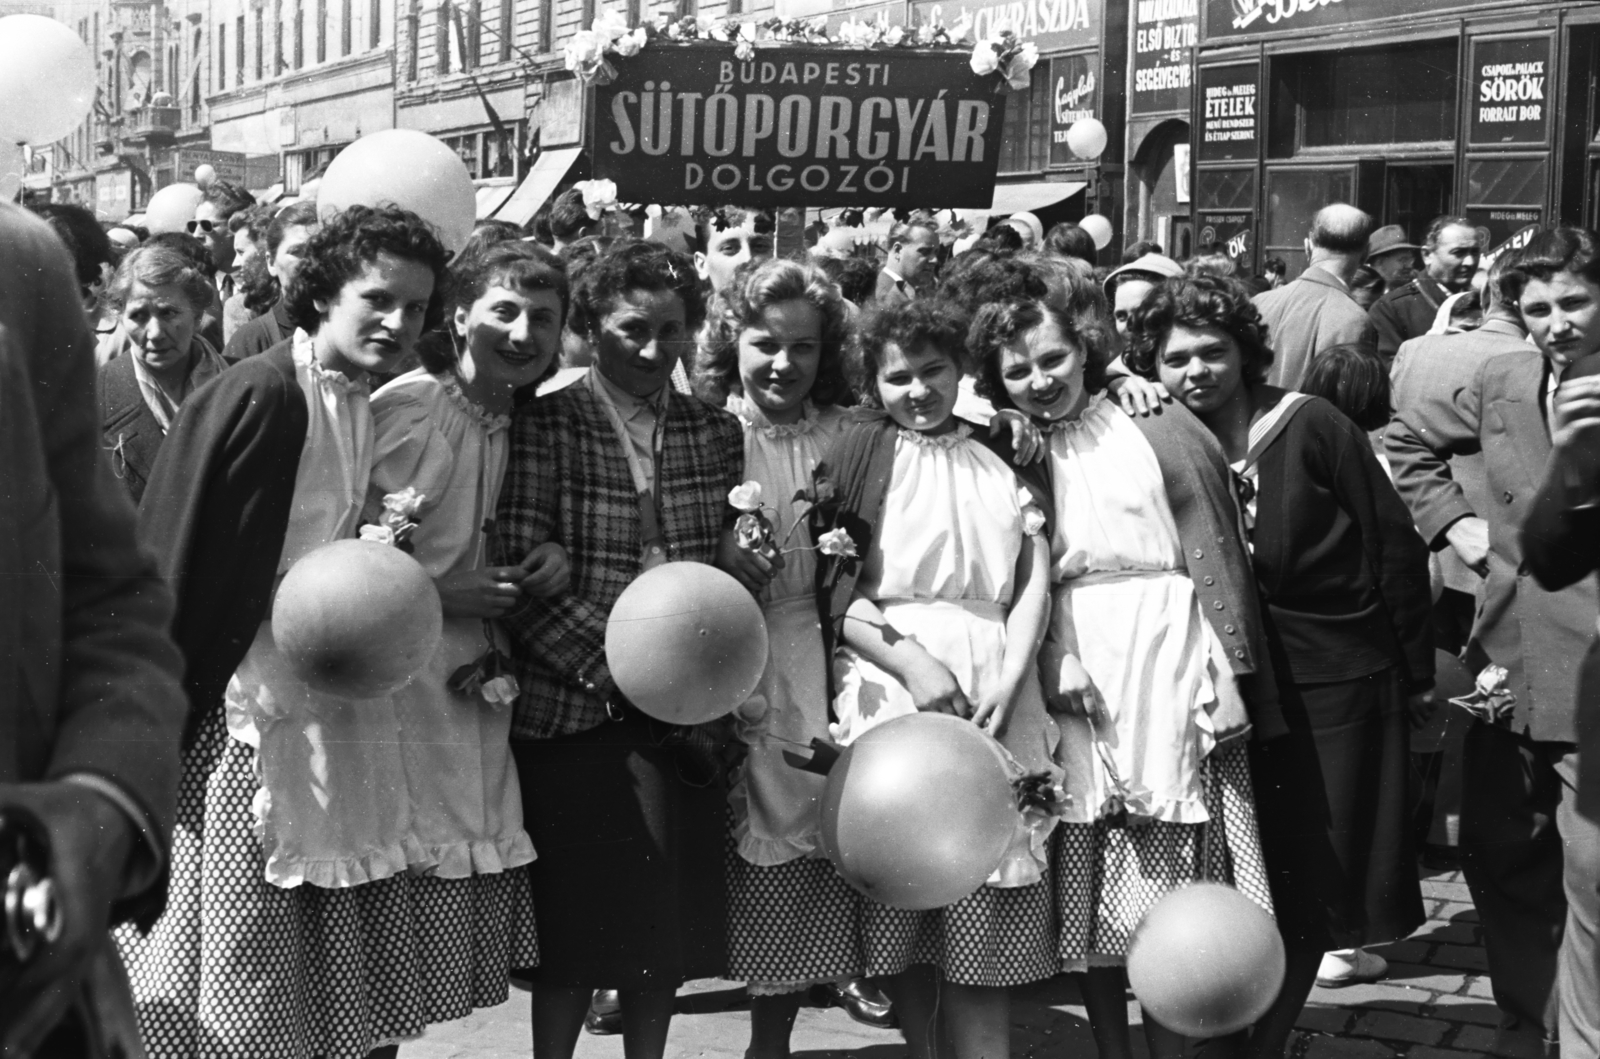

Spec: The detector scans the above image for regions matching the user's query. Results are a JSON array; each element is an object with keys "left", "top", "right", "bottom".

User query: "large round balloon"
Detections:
[
  {"left": 0, "top": 16, "right": 95, "bottom": 146},
  {"left": 604, "top": 561, "right": 769, "bottom": 725},
  {"left": 272, "top": 539, "right": 443, "bottom": 699},
  {"left": 821, "top": 713, "right": 1017, "bottom": 910},
  {"left": 1065, "top": 117, "right": 1109, "bottom": 161},
  {"left": 1079, "top": 213, "right": 1115, "bottom": 251},
  {"left": 317, "top": 129, "right": 476, "bottom": 253},
  {"left": 144, "top": 183, "right": 206, "bottom": 235},
  {"left": 194, "top": 163, "right": 217, "bottom": 189},
  {"left": 1127, "top": 882, "right": 1287, "bottom": 1037},
  {"left": 0, "top": 141, "right": 23, "bottom": 202}
]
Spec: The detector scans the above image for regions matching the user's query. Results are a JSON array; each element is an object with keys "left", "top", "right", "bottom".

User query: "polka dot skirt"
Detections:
[
  {"left": 1052, "top": 740, "right": 1273, "bottom": 972},
  {"left": 860, "top": 872, "right": 1059, "bottom": 988},
  {"left": 726, "top": 845, "right": 864, "bottom": 992},
  {"left": 116, "top": 707, "right": 539, "bottom": 1059}
]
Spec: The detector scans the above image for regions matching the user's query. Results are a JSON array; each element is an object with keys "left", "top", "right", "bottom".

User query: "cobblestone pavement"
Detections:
[{"left": 406, "top": 867, "right": 1504, "bottom": 1059}]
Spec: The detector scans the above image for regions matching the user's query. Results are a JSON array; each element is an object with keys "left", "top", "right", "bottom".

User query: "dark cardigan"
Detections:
[
  {"left": 137, "top": 338, "right": 308, "bottom": 745},
  {"left": 1251, "top": 396, "right": 1434, "bottom": 692},
  {"left": 98, "top": 351, "right": 169, "bottom": 504}
]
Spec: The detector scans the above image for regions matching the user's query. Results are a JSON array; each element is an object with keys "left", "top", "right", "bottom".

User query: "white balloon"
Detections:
[
  {"left": 194, "top": 163, "right": 217, "bottom": 189},
  {"left": 317, "top": 130, "right": 476, "bottom": 253},
  {"left": 1080, "top": 213, "right": 1114, "bottom": 251},
  {"left": 145, "top": 183, "right": 206, "bottom": 234},
  {"left": 0, "top": 15, "right": 95, "bottom": 145},
  {"left": 0, "top": 141, "right": 22, "bottom": 202},
  {"left": 1066, "top": 118, "right": 1109, "bottom": 162}
]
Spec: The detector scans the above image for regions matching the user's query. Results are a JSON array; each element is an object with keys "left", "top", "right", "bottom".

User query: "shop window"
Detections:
[
  {"left": 1466, "top": 156, "right": 1547, "bottom": 208},
  {"left": 484, "top": 125, "right": 521, "bottom": 177},
  {"left": 998, "top": 74, "right": 1051, "bottom": 175},
  {"left": 1274, "top": 39, "right": 1457, "bottom": 153},
  {"left": 1196, "top": 169, "right": 1255, "bottom": 213},
  {"left": 1265, "top": 167, "right": 1353, "bottom": 276}
]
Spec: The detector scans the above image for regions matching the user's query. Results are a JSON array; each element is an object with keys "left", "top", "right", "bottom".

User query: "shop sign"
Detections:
[
  {"left": 1205, "top": 0, "right": 1506, "bottom": 40},
  {"left": 593, "top": 47, "right": 1007, "bottom": 208},
  {"left": 1049, "top": 52, "right": 1097, "bottom": 167},
  {"left": 173, "top": 148, "right": 279, "bottom": 189},
  {"left": 1197, "top": 62, "right": 1257, "bottom": 163},
  {"left": 96, "top": 170, "right": 134, "bottom": 222},
  {"left": 1466, "top": 207, "right": 1542, "bottom": 254},
  {"left": 1130, "top": 0, "right": 1198, "bottom": 116},
  {"left": 543, "top": 78, "right": 585, "bottom": 147},
  {"left": 1469, "top": 37, "right": 1550, "bottom": 146},
  {"left": 911, "top": 0, "right": 1097, "bottom": 54},
  {"left": 1198, "top": 210, "right": 1253, "bottom": 269}
]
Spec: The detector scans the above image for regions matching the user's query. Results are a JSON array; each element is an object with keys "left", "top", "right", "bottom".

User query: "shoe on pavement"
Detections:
[
  {"left": 1316, "top": 948, "right": 1388, "bottom": 988},
  {"left": 585, "top": 989, "right": 623, "bottom": 1035},
  {"left": 812, "top": 978, "right": 897, "bottom": 1029}
]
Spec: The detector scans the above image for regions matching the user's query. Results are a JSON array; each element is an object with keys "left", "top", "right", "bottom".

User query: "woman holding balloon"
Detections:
[
  {"left": 965, "top": 260, "right": 1279, "bottom": 1059},
  {"left": 493, "top": 240, "right": 746, "bottom": 1059},
  {"left": 358, "top": 239, "right": 579, "bottom": 1025},
  {"left": 693, "top": 257, "right": 864, "bottom": 1059},
  {"left": 820, "top": 300, "right": 1061, "bottom": 1059},
  {"left": 120, "top": 205, "right": 505, "bottom": 1059}
]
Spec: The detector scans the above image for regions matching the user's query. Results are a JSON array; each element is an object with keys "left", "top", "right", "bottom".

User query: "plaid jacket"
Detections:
[{"left": 494, "top": 379, "right": 745, "bottom": 740}]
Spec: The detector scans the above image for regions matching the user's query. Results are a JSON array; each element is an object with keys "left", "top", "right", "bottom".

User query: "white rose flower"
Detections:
[
  {"left": 614, "top": 26, "right": 647, "bottom": 56},
  {"left": 592, "top": 6, "right": 630, "bottom": 41},
  {"left": 969, "top": 41, "right": 1001, "bottom": 76},
  {"left": 818, "top": 527, "right": 857, "bottom": 558},
  {"left": 728, "top": 480, "right": 764, "bottom": 512}
]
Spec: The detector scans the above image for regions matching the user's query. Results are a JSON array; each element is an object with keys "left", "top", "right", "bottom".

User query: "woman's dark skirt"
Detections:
[
  {"left": 1250, "top": 665, "right": 1426, "bottom": 950},
  {"left": 511, "top": 709, "right": 727, "bottom": 989}
]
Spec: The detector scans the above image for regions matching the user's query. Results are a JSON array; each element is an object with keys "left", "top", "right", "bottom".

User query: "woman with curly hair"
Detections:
[
  {"left": 692, "top": 257, "right": 866, "bottom": 1057},
  {"left": 969, "top": 260, "right": 1278, "bottom": 1059},
  {"left": 1126, "top": 276, "right": 1433, "bottom": 1058},
  {"left": 120, "top": 205, "right": 483, "bottom": 1059},
  {"left": 492, "top": 239, "right": 747, "bottom": 1059}
]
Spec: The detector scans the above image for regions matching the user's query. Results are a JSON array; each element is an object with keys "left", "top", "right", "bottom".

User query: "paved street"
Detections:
[{"left": 405, "top": 867, "right": 1506, "bottom": 1059}]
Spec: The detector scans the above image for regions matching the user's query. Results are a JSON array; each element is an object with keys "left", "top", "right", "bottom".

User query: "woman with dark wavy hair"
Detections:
[
  {"left": 694, "top": 257, "right": 866, "bottom": 1057},
  {"left": 119, "top": 205, "right": 474, "bottom": 1059},
  {"left": 970, "top": 261, "right": 1278, "bottom": 1059},
  {"left": 1127, "top": 275, "right": 1434, "bottom": 1059}
]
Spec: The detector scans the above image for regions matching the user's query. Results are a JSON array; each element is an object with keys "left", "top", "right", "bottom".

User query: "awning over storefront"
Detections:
[
  {"left": 958, "top": 180, "right": 1087, "bottom": 220},
  {"left": 476, "top": 182, "right": 516, "bottom": 219},
  {"left": 495, "top": 147, "right": 581, "bottom": 226}
]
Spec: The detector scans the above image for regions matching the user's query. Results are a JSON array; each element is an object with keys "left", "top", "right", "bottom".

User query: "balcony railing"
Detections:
[{"left": 123, "top": 106, "right": 181, "bottom": 144}]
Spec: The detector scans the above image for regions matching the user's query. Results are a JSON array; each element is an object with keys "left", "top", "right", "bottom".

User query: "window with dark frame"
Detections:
[
  {"left": 1272, "top": 38, "right": 1459, "bottom": 153},
  {"left": 293, "top": 0, "right": 304, "bottom": 68},
  {"left": 217, "top": 23, "right": 226, "bottom": 90},
  {"left": 498, "top": 0, "right": 511, "bottom": 61},
  {"left": 317, "top": 0, "right": 327, "bottom": 62},
  {"left": 998, "top": 72, "right": 1050, "bottom": 174},
  {"left": 538, "top": 0, "right": 552, "bottom": 52},
  {"left": 406, "top": 0, "right": 420, "bottom": 76},
  {"left": 236, "top": 16, "right": 245, "bottom": 85},
  {"left": 437, "top": 0, "right": 451, "bottom": 73},
  {"left": 467, "top": 0, "right": 481, "bottom": 68},
  {"left": 254, "top": 8, "right": 264, "bottom": 78},
  {"left": 341, "top": 0, "right": 351, "bottom": 55},
  {"left": 275, "top": 0, "right": 286, "bottom": 74},
  {"left": 371, "top": 0, "right": 382, "bottom": 47}
]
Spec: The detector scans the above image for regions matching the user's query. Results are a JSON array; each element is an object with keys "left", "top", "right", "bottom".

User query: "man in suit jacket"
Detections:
[
  {"left": 1253, "top": 203, "right": 1377, "bottom": 388},
  {"left": 1390, "top": 253, "right": 1532, "bottom": 649},
  {"left": 873, "top": 215, "right": 938, "bottom": 307},
  {"left": 1370, "top": 215, "right": 1484, "bottom": 362},
  {"left": 1386, "top": 227, "right": 1600, "bottom": 1058},
  {"left": 0, "top": 204, "right": 187, "bottom": 1054}
]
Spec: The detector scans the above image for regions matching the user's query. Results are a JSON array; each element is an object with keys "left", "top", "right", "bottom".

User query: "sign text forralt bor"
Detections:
[{"left": 592, "top": 45, "right": 1008, "bottom": 208}]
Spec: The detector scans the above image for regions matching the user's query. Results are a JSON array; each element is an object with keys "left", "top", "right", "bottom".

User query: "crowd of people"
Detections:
[{"left": 3, "top": 182, "right": 1599, "bottom": 1059}]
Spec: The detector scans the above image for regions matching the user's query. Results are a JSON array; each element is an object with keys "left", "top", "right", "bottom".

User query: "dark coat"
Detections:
[
  {"left": 1386, "top": 350, "right": 1594, "bottom": 742},
  {"left": 0, "top": 203, "right": 188, "bottom": 1034},
  {"left": 222, "top": 299, "right": 292, "bottom": 362},
  {"left": 1368, "top": 272, "right": 1450, "bottom": 362},
  {"left": 98, "top": 351, "right": 168, "bottom": 504},
  {"left": 137, "top": 339, "right": 308, "bottom": 745}
]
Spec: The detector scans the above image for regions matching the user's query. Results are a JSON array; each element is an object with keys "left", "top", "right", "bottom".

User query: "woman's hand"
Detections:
[
  {"left": 990, "top": 409, "right": 1046, "bottom": 464},
  {"left": 1107, "top": 374, "right": 1172, "bottom": 418},
  {"left": 971, "top": 682, "right": 1019, "bottom": 739},
  {"left": 717, "top": 528, "right": 783, "bottom": 595},
  {"left": 435, "top": 566, "right": 527, "bottom": 618},
  {"left": 1407, "top": 689, "right": 1438, "bottom": 731},
  {"left": 1043, "top": 653, "right": 1099, "bottom": 717},
  {"left": 905, "top": 658, "right": 971, "bottom": 717},
  {"left": 518, "top": 542, "right": 571, "bottom": 598}
]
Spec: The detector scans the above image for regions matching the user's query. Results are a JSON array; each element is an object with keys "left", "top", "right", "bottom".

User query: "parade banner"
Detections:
[
  {"left": 1206, "top": 0, "right": 1509, "bottom": 40},
  {"left": 592, "top": 45, "right": 1008, "bottom": 208}
]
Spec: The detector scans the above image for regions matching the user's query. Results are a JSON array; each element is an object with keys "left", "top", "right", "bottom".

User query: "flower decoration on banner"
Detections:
[
  {"left": 561, "top": 4, "right": 1016, "bottom": 89},
  {"left": 358, "top": 488, "right": 425, "bottom": 553},
  {"left": 970, "top": 25, "right": 1039, "bottom": 91},
  {"left": 729, "top": 466, "right": 850, "bottom": 568},
  {"left": 573, "top": 178, "right": 619, "bottom": 220}
]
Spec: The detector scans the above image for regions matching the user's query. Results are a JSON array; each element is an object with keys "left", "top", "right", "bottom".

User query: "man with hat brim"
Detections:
[
  {"left": 1105, "top": 252, "right": 1184, "bottom": 341},
  {"left": 1368, "top": 215, "right": 1483, "bottom": 363},
  {"left": 1367, "top": 224, "right": 1423, "bottom": 290}
]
